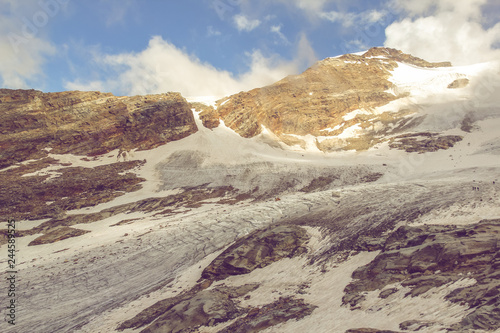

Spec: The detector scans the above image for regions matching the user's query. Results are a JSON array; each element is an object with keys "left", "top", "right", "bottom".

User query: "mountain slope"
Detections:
[
  {"left": 0, "top": 48, "right": 500, "bottom": 333},
  {"left": 200, "top": 47, "right": 499, "bottom": 153}
]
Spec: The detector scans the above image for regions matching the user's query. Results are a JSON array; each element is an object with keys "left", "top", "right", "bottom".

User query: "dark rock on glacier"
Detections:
[
  {"left": 118, "top": 283, "right": 259, "bottom": 332},
  {"left": 399, "top": 319, "right": 436, "bottom": 331},
  {"left": 345, "top": 329, "right": 402, "bottom": 333},
  {"left": 218, "top": 296, "right": 317, "bottom": 333},
  {"left": 201, "top": 225, "right": 309, "bottom": 281},
  {"left": 342, "top": 219, "right": 500, "bottom": 331},
  {"left": 28, "top": 226, "right": 90, "bottom": 246}
]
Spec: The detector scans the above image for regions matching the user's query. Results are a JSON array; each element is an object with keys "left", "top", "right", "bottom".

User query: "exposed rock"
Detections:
[
  {"left": 117, "top": 283, "right": 209, "bottom": 331},
  {"left": 299, "top": 175, "right": 339, "bottom": 192},
  {"left": 342, "top": 220, "right": 500, "bottom": 331},
  {"left": 218, "top": 296, "right": 317, "bottom": 333},
  {"left": 0, "top": 158, "right": 145, "bottom": 223},
  {"left": 201, "top": 225, "right": 309, "bottom": 281},
  {"left": 345, "top": 329, "right": 402, "bottom": 333},
  {"left": 118, "top": 283, "right": 259, "bottom": 333},
  {"left": 460, "top": 113, "right": 476, "bottom": 133},
  {"left": 448, "top": 78, "right": 470, "bottom": 89},
  {"left": 0, "top": 89, "right": 197, "bottom": 168},
  {"left": 399, "top": 320, "right": 435, "bottom": 331},
  {"left": 191, "top": 102, "right": 220, "bottom": 129},
  {"left": 118, "top": 224, "right": 314, "bottom": 333},
  {"left": 28, "top": 226, "right": 90, "bottom": 246},
  {"left": 378, "top": 288, "right": 398, "bottom": 299},
  {"left": 388, "top": 133, "right": 463, "bottom": 153}
]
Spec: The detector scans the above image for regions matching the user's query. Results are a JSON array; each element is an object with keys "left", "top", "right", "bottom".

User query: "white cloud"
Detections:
[
  {"left": 290, "top": 0, "right": 331, "bottom": 13},
  {"left": 320, "top": 11, "right": 356, "bottom": 27},
  {"left": 320, "top": 9, "right": 386, "bottom": 27},
  {"left": 366, "top": 10, "right": 386, "bottom": 23},
  {"left": 65, "top": 35, "right": 318, "bottom": 98},
  {"left": 0, "top": 0, "right": 59, "bottom": 88},
  {"left": 270, "top": 24, "right": 290, "bottom": 44},
  {"left": 233, "top": 14, "right": 261, "bottom": 32},
  {"left": 385, "top": 0, "right": 500, "bottom": 65}
]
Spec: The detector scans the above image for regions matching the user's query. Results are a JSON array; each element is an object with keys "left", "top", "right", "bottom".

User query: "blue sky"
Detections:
[{"left": 1, "top": 0, "right": 499, "bottom": 97}]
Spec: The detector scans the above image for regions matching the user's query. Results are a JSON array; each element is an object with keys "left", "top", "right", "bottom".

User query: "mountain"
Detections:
[
  {"left": 199, "top": 47, "right": 475, "bottom": 152},
  {"left": 1, "top": 48, "right": 500, "bottom": 333}
]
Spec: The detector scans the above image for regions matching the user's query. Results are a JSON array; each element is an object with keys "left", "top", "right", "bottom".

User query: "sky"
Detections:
[{"left": 1, "top": 0, "right": 499, "bottom": 98}]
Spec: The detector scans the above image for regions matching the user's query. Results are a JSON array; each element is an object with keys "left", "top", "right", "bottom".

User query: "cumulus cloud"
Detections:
[
  {"left": 65, "top": 35, "right": 318, "bottom": 98},
  {"left": 233, "top": 14, "right": 261, "bottom": 32},
  {"left": 385, "top": 0, "right": 500, "bottom": 65},
  {"left": 0, "top": 0, "right": 59, "bottom": 88}
]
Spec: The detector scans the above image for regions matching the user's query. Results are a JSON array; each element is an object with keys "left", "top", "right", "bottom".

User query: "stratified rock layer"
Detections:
[{"left": 0, "top": 89, "right": 197, "bottom": 168}]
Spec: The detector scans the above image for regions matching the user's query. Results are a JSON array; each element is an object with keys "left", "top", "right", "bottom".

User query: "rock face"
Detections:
[
  {"left": 0, "top": 89, "right": 197, "bottom": 169},
  {"left": 199, "top": 47, "right": 452, "bottom": 151},
  {"left": 342, "top": 220, "right": 500, "bottom": 332}
]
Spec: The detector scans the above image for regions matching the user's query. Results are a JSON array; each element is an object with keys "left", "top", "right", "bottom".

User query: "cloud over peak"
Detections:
[
  {"left": 385, "top": 0, "right": 500, "bottom": 65},
  {"left": 66, "top": 35, "right": 317, "bottom": 98}
]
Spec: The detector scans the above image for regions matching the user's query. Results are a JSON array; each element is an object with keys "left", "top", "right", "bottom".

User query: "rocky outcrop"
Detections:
[
  {"left": 448, "top": 78, "right": 470, "bottom": 89},
  {"left": 201, "top": 225, "right": 309, "bottom": 281},
  {"left": 342, "top": 220, "right": 500, "bottom": 331},
  {"left": 118, "top": 283, "right": 258, "bottom": 332},
  {"left": 119, "top": 283, "right": 316, "bottom": 333},
  {"left": 0, "top": 158, "right": 145, "bottom": 224},
  {"left": 218, "top": 296, "right": 317, "bottom": 333},
  {"left": 0, "top": 89, "right": 197, "bottom": 169},
  {"left": 345, "top": 329, "right": 402, "bottom": 333},
  {"left": 28, "top": 226, "right": 90, "bottom": 246},
  {"left": 199, "top": 47, "right": 452, "bottom": 151},
  {"left": 388, "top": 133, "right": 463, "bottom": 153}
]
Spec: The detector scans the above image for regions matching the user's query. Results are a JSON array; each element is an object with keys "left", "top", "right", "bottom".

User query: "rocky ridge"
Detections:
[{"left": 0, "top": 89, "right": 197, "bottom": 169}]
